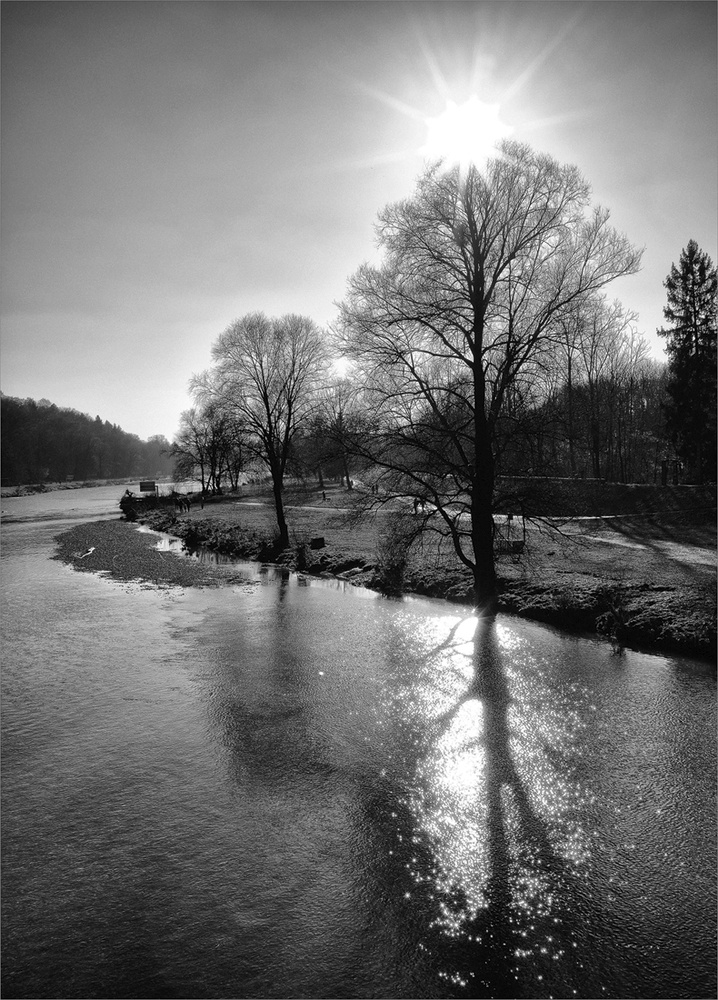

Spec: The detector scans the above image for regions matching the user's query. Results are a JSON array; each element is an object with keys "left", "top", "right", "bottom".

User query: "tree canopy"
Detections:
[
  {"left": 1, "top": 394, "right": 173, "bottom": 486},
  {"left": 170, "top": 404, "right": 245, "bottom": 494},
  {"left": 658, "top": 240, "right": 717, "bottom": 483},
  {"left": 191, "top": 311, "right": 328, "bottom": 545},
  {"left": 338, "top": 142, "right": 643, "bottom": 610}
]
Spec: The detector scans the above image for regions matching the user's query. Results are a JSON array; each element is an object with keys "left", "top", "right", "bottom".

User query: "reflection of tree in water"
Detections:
[
  {"left": 406, "top": 617, "right": 585, "bottom": 997},
  {"left": 202, "top": 582, "right": 589, "bottom": 997},
  {"left": 205, "top": 579, "right": 467, "bottom": 997}
]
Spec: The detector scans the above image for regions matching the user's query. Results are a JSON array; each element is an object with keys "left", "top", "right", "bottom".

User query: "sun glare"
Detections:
[
  {"left": 422, "top": 95, "right": 514, "bottom": 169},
  {"left": 331, "top": 356, "right": 352, "bottom": 379}
]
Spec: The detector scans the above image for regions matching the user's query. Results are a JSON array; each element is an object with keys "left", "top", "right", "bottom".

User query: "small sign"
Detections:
[{"left": 139, "top": 481, "right": 156, "bottom": 493}]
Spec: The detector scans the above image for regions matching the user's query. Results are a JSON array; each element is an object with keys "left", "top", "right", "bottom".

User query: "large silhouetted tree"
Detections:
[
  {"left": 192, "top": 312, "right": 327, "bottom": 546},
  {"left": 338, "top": 142, "right": 642, "bottom": 612},
  {"left": 658, "top": 240, "right": 717, "bottom": 483}
]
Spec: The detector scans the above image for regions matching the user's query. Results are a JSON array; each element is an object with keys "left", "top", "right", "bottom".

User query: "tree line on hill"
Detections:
[
  {"left": 172, "top": 143, "right": 716, "bottom": 612},
  {"left": 0, "top": 395, "right": 174, "bottom": 486}
]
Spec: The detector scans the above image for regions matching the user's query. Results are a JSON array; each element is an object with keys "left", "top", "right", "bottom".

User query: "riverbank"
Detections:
[
  {"left": 2, "top": 477, "right": 140, "bottom": 498},
  {"left": 54, "top": 481, "right": 716, "bottom": 661}
]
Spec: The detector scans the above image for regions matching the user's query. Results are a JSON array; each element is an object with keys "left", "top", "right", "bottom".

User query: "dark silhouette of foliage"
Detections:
[
  {"left": 0, "top": 394, "right": 173, "bottom": 486},
  {"left": 658, "top": 240, "right": 717, "bottom": 483}
]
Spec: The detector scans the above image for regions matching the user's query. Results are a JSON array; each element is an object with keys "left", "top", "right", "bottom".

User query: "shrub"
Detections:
[{"left": 375, "top": 514, "right": 414, "bottom": 595}]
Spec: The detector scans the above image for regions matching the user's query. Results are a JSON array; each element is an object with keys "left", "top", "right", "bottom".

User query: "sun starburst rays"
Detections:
[
  {"left": 421, "top": 95, "right": 514, "bottom": 169},
  {"left": 337, "top": 18, "right": 592, "bottom": 180}
]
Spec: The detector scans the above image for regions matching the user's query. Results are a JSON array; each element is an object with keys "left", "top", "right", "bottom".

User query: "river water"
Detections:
[{"left": 1, "top": 486, "right": 715, "bottom": 999}]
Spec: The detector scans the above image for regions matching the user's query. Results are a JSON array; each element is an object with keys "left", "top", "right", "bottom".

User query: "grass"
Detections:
[{"left": 56, "top": 479, "right": 716, "bottom": 660}]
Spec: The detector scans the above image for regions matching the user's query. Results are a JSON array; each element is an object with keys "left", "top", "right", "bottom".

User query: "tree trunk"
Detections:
[
  {"left": 590, "top": 419, "right": 601, "bottom": 478},
  {"left": 472, "top": 412, "right": 498, "bottom": 614},
  {"left": 567, "top": 356, "right": 577, "bottom": 476},
  {"left": 472, "top": 499, "right": 498, "bottom": 614},
  {"left": 270, "top": 463, "right": 289, "bottom": 548},
  {"left": 696, "top": 436, "right": 704, "bottom": 485},
  {"left": 471, "top": 319, "right": 498, "bottom": 614}
]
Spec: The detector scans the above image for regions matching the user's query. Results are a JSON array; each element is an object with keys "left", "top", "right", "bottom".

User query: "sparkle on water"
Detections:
[
  {"left": 3, "top": 488, "right": 716, "bottom": 1000},
  {"left": 389, "top": 612, "right": 593, "bottom": 985}
]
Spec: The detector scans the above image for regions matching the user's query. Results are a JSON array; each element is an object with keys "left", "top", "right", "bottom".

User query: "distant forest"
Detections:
[{"left": 1, "top": 395, "right": 174, "bottom": 486}]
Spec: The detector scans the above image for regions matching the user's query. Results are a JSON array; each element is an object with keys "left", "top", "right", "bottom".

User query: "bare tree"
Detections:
[
  {"left": 192, "top": 312, "right": 327, "bottom": 547},
  {"left": 170, "top": 407, "right": 212, "bottom": 493},
  {"left": 555, "top": 297, "right": 590, "bottom": 477},
  {"left": 291, "top": 378, "right": 366, "bottom": 488},
  {"left": 338, "top": 142, "right": 642, "bottom": 612},
  {"left": 316, "top": 378, "right": 373, "bottom": 489},
  {"left": 219, "top": 413, "right": 247, "bottom": 491},
  {"left": 567, "top": 295, "right": 638, "bottom": 479}
]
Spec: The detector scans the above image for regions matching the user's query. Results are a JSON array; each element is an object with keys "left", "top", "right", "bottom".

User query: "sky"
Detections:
[{"left": 2, "top": 0, "right": 716, "bottom": 442}]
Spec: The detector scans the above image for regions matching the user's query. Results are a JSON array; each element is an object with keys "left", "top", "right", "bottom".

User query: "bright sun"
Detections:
[{"left": 422, "top": 95, "right": 514, "bottom": 169}]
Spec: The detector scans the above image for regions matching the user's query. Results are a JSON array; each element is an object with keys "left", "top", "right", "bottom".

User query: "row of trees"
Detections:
[
  {"left": 172, "top": 141, "right": 716, "bottom": 611},
  {"left": 172, "top": 298, "right": 668, "bottom": 498},
  {"left": 170, "top": 404, "right": 245, "bottom": 496},
  {"left": 1, "top": 395, "right": 174, "bottom": 485},
  {"left": 497, "top": 294, "right": 667, "bottom": 483}
]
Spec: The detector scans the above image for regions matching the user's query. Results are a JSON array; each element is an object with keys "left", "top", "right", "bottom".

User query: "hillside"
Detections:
[{"left": 0, "top": 394, "right": 174, "bottom": 485}]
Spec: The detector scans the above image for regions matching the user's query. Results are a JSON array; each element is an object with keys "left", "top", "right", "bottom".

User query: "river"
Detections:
[{"left": 1, "top": 485, "right": 715, "bottom": 999}]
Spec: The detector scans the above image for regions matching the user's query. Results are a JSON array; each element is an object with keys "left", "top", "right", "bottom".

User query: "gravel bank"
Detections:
[{"left": 53, "top": 520, "right": 254, "bottom": 589}]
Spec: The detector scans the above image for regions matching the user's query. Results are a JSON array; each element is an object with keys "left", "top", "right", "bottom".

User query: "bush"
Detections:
[
  {"left": 292, "top": 532, "right": 310, "bottom": 571},
  {"left": 375, "top": 515, "right": 414, "bottom": 595}
]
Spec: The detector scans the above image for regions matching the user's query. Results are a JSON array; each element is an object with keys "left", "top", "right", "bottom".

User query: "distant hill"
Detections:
[{"left": 1, "top": 394, "right": 174, "bottom": 486}]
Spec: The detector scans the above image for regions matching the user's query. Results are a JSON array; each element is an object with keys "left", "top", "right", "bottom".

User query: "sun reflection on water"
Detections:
[{"left": 389, "top": 612, "right": 596, "bottom": 991}]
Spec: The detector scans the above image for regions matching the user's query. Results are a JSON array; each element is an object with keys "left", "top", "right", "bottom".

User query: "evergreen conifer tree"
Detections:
[{"left": 658, "top": 240, "right": 717, "bottom": 483}]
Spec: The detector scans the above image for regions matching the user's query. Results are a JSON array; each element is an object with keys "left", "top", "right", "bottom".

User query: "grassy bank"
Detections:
[{"left": 55, "top": 481, "right": 716, "bottom": 660}]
